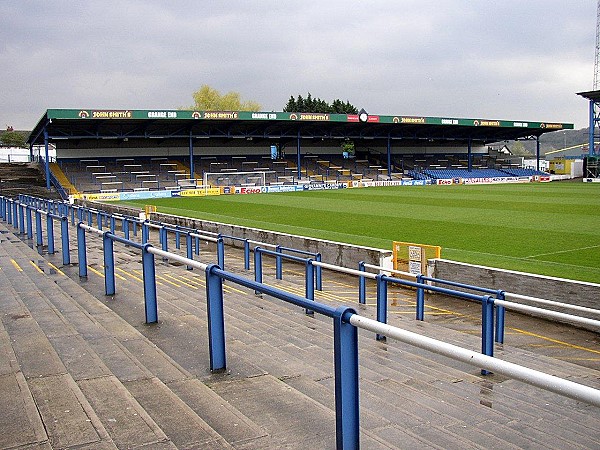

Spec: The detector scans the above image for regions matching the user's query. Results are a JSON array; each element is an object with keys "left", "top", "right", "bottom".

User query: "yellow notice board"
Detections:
[
  {"left": 144, "top": 205, "right": 157, "bottom": 216},
  {"left": 393, "top": 241, "right": 441, "bottom": 275}
]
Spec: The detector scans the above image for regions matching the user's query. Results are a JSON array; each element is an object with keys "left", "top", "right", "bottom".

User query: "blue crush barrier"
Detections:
[{"left": 7, "top": 195, "right": 600, "bottom": 448}]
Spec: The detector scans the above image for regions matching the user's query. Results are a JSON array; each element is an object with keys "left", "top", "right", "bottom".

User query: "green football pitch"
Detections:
[{"left": 123, "top": 182, "right": 600, "bottom": 284}]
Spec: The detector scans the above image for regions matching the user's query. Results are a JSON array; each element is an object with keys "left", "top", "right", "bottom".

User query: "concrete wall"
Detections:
[
  {"left": 432, "top": 259, "right": 600, "bottom": 329},
  {"left": 82, "top": 200, "right": 393, "bottom": 268}
]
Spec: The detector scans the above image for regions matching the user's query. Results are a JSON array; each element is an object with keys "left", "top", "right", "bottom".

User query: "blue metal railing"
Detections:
[{"left": 5, "top": 194, "right": 600, "bottom": 448}]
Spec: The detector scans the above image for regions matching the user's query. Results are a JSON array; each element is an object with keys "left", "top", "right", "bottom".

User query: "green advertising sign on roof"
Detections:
[{"left": 44, "top": 108, "right": 572, "bottom": 130}]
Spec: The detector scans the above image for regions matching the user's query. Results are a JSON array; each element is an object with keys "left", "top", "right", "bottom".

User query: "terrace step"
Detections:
[{"left": 0, "top": 225, "right": 268, "bottom": 449}]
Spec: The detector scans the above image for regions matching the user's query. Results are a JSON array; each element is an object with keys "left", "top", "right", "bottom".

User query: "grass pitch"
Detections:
[{"left": 124, "top": 182, "right": 600, "bottom": 283}]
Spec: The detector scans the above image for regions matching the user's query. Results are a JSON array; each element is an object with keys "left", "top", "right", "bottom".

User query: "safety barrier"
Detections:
[{"left": 5, "top": 195, "right": 600, "bottom": 448}]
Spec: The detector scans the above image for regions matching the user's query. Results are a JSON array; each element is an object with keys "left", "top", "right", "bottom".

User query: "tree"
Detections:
[
  {"left": 282, "top": 92, "right": 358, "bottom": 114},
  {"left": 510, "top": 141, "right": 533, "bottom": 157},
  {"left": 0, "top": 129, "right": 27, "bottom": 148},
  {"left": 187, "top": 84, "right": 261, "bottom": 111}
]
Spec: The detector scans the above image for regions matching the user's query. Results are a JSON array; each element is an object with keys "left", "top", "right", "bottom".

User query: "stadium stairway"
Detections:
[{"left": 2, "top": 220, "right": 600, "bottom": 448}]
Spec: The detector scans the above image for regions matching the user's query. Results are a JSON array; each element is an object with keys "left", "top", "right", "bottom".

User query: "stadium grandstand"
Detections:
[{"left": 26, "top": 109, "right": 572, "bottom": 198}]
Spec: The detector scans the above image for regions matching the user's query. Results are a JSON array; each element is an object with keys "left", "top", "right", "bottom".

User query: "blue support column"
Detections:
[
  {"left": 387, "top": 135, "right": 392, "bottom": 179},
  {"left": 26, "top": 207, "right": 33, "bottom": 239},
  {"left": 110, "top": 216, "right": 116, "bottom": 233},
  {"left": 77, "top": 224, "right": 87, "bottom": 278},
  {"left": 12, "top": 201, "right": 18, "bottom": 229},
  {"left": 205, "top": 264, "right": 226, "bottom": 372},
  {"left": 18, "top": 204, "right": 25, "bottom": 234},
  {"left": 60, "top": 216, "right": 70, "bottom": 265},
  {"left": 376, "top": 275, "right": 387, "bottom": 341},
  {"left": 333, "top": 307, "right": 360, "bottom": 449},
  {"left": 416, "top": 274, "right": 425, "bottom": 321},
  {"left": 217, "top": 237, "right": 224, "bottom": 269},
  {"left": 142, "top": 222, "right": 149, "bottom": 244},
  {"left": 195, "top": 234, "right": 200, "bottom": 256},
  {"left": 275, "top": 245, "right": 282, "bottom": 280},
  {"left": 175, "top": 227, "right": 181, "bottom": 249},
  {"left": 495, "top": 291, "right": 506, "bottom": 344},
  {"left": 358, "top": 261, "right": 366, "bottom": 304},
  {"left": 161, "top": 227, "right": 168, "bottom": 260},
  {"left": 44, "top": 128, "right": 51, "bottom": 190},
  {"left": 481, "top": 296, "right": 495, "bottom": 375},
  {"left": 589, "top": 99, "right": 595, "bottom": 156},
  {"left": 189, "top": 131, "right": 195, "bottom": 178},
  {"left": 142, "top": 244, "right": 158, "bottom": 323},
  {"left": 467, "top": 138, "right": 473, "bottom": 172},
  {"left": 47, "top": 215, "right": 55, "bottom": 254},
  {"left": 123, "top": 218, "right": 130, "bottom": 240},
  {"left": 297, "top": 130, "right": 302, "bottom": 180},
  {"left": 243, "top": 240, "right": 250, "bottom": 270},
  {"left": 254, "top": 247, "right": 262, "bottom": 295},
  {"left": 315, "top": 253, "right": 322, "bottom": 291},
  {"left": 186, "top": 233, "right": 193, "bottom": 270},
  {"left": 536, "top": 137, "right": 541, "bottom": 171},
  {"left": 305, "top": 260, "right": 314, "bottom": 315},
  {"left": 35, "top": 211, "right": 43, "bottom": 247},
  {"left": 103, "top": 233, "right": 115, "bottom": 296}
]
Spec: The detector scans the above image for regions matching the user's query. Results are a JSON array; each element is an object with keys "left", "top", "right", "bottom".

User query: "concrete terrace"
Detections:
[{"left": 1, "top": 216, "right": 600, "bottom": 449}]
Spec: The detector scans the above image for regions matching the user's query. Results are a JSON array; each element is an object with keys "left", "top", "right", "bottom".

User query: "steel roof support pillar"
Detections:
[
  {"left": 189, "top": 131, "right": 195, "bottom": 178},
  {"left": 296, "top": 130, "right": 302, "bottom": 180},
  {"left": 536, "top": 136, "right": 541, "bottom": 171},
  {"left": 387, "top": 135, "right": 392, "bottom": 179},
  {"left": 44, "top": 128, "right": 51, "bottom": 190},
  {"left": 467, "top": 139, "right": 472, "bottom": 172},
  {"left": 589, "top": 99, "right": 598, "bottom": 156}
]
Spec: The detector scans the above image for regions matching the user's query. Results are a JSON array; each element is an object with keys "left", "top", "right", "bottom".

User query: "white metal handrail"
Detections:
[
  {"left": 349, "top": 314, "right": 600, "bottom": 407},
  {"left": 495, "top": 299, "right": 600, "bottom": 329},
  {"left": 362, "top": 262, "right": 417, "bottom": 279},
  {"left": 504, "top": 292, "right": 600, "bottom": 318},
  {"left": 147, "top": 247, "right": 209, "bottom": 271},
  {"left": 312, "top": 260, "right": 378, "bottom": 280}
]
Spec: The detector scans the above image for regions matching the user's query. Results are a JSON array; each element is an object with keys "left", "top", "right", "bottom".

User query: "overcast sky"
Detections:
[{"left": 0, "top": 1, "right": 596, "bottom": 130}]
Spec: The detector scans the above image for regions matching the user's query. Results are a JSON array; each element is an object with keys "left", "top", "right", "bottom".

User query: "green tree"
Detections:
[
  {"left": 0, "top": 129, "right": 27, "bottom": 148},
  {"left": 282, "top": 93, "right": 358, "bottom": 114},
  {"left": 510, "top": 141, "right": 533, "bottom": 157},
  {"left": 187, "top": 84, "right": 261, "bottom": 111}
]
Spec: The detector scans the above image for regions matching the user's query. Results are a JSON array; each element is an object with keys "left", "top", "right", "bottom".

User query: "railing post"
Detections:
[
  {"left": 12, "top": 200, "right": 18, "bottom": 229},
  {"left": 175, "top": 227, "right": 181, "bottom": 249},
  {"left": 186, "top": 233, "right": 193, "bottom": 270},
  {"left": 123, "top": 218, "right": 130, "bottom": 240},
  {"left": 315, "top": 253, "right": 322, "bottom": 291},
  {"left": 47, "top": 215, "right": 55, "bottom": 254},
  {"left": 18, "top": 203, "right": 25, "bottom": 234},
  {"left": 26, "top": 206, "right": 33, "bottom": 239},
  {"left": 103, "top": 233, "right": 115, "bottom": 296},
  {"left": 416, "top": 274, "right": 425, "bottom": 321},
  {"left": 77, "top": 223, "right": 87, "bottom": 278},
  {"left": 244, "top": 239, "right": 250, "bottom": 270},
  {"left": 6, "top": 199, "right": 11, "bottom": 224},
  {"left": 358, "top": 261, "right": 366, "bottom": 304},
  {"left": 305, "top": 259, "right": 315, "bottom": 315},
  {"left": 194, "top": 234, "right": 200, "bottom": 256},
  {"left": 60, "top": 216, "right": 70, "bottom": 265},
  {"left": 97, "top": 211, "right": 103, "bottom": 230},
  {"left": 161, "top": 226, "right": 168, "bottom": 260},
  {"left": 376, "top": 275, "right": 388, "bottom": 341},
  {"left": 110, "top": 215, "right": 116, "bottom": 233},
  {"left": 142, "top": 243, "right": 158, "bottom": 323},
  {"left": 275, "top": 245, "right": 283, "bottom": 280},
  {"left": 87, "top": 209, "right": 93, "bottom": 226},
  {"left": 70, "top": 205, "right": 75, "bottom": 225},
  {"left": 254, "top": 247, "right": 262, "bottom": 295},
  {"left": 142, "top": 221, "right": 149, "bottom": 244},
  {"left": 481, "top": 295, "right": 495, "bottom": 375},
  {"left": 495, "top": 291, "right": 506, "bottom": 344},
  {"left": 217, "top": 237, "right": 225, "bottom": 269},
  {"left": 35, "top": 210, "right": 43, "bottom": 247},
  {"left": 333, "top": 306, "right": 360, "bottom": 449},
  {"left": 132, "top": 218, "right": 138, "bottom": 236},
  {"left": 206, "top": 264, "right": 226, "bottom": 372}
]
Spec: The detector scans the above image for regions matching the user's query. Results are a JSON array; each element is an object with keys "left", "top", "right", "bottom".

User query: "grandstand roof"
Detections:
[
  {"left": 28, "top": 108, "right": 573, "bottom": 147},
  {"left": 577, "top": 89, "right": 600, "bottom": 103}
]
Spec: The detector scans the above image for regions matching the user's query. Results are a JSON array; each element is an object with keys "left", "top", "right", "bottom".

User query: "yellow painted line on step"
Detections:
[
  {"left": 116, "top": 267, "right": 143, "bottom": 283},
  {"left": 10, "top": 259, "right": 22, "bottom": 272},
  {"left": 558, "top": 357, "right": 600, "bottom": 361},
  {"left": 507, "top": 327, "right": 600, "bottom": 355},
  {"left": 29, "top": 260, "right": 44, "bottom": 274},
  {"left": 97, "top": 264, "right": 127, "bottom": 281},
  {"left": 162, "top": 273, "right": 198, "bottom": 289},
  {"left": 87, "top": 265, "right": 105, "bottom": 278},
  {"left": 155, "top": 274, "right": 181, "bottom": 287},
  {"left": 131, "top": 269, "right": 163, "bottom": 285},
  {"left": 47, "top": 262, "right": 66, "bottom": 276}
]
